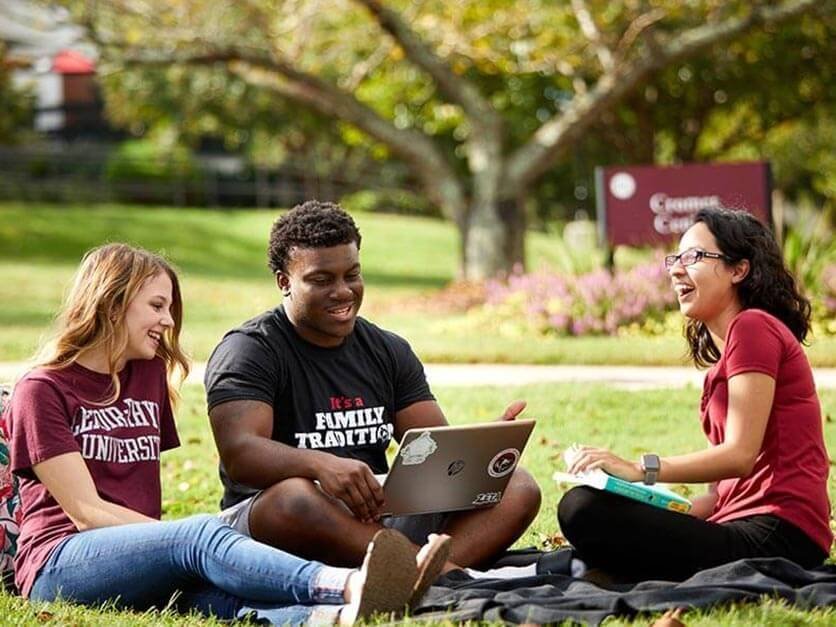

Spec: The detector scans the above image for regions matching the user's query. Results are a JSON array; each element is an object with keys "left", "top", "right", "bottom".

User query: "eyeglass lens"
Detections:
[{"left": 665, "top": 249, "right": 700, "bottom": 268}]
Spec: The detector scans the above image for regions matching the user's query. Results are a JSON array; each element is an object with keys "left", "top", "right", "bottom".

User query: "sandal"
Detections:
[
  {"left": 353, "top": 529, "right": 418, "bottom": 621},
  {"left": 408, "top": 533, "right": 452, "bottom": 607}
]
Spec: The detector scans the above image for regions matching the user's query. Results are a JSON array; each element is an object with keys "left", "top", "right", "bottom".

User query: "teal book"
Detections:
[{"left": 553, "top": 469, "right": 692, "bottom": 513}]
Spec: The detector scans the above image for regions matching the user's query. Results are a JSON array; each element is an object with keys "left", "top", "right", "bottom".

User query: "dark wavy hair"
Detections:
[
  {"left": 685, "top": 207, "right": 811, "bottom": 367},
  {"left": 267, "top": 200, "right": 362, "bottom": 273}
]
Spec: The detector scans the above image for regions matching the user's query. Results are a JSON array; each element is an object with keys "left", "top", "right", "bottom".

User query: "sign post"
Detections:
[{"left": 595, "top": 162, "right": 772, "bottom": 250}]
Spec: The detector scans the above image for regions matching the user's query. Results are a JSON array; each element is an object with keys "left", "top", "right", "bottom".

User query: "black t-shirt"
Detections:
[{"left": 205, "top": 306, "right": 436, "bottom": 508}]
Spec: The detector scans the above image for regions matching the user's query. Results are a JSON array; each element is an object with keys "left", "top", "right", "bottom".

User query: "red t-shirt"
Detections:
[
  {"left": 8, "top": 358, "right": 179, "bottom": 597},
  {"left": 702, "top": 309, "right": 832, "bottom": 554}
]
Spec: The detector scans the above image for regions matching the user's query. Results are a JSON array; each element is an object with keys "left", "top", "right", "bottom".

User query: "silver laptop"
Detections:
[{"left": 381, "top": 420, "right": 536, "bottom": 516}]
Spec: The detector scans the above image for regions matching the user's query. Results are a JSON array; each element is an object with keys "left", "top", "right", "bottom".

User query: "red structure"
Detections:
[
  {"left": 51, "top": 50, "right": 99, "bottom": 133},
  {"left": 595, "top": 162, "right": 771, "bottom": 247}
]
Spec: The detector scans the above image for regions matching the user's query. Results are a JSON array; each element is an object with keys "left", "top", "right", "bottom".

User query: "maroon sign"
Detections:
[{"left": 595, "top": 162, "right": 771, "bottom": 247}]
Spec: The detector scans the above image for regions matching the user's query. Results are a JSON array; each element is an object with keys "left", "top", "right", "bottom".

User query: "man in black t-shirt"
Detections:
[{"left": 205, "top": 201, "right": 541, "bottom": 570}]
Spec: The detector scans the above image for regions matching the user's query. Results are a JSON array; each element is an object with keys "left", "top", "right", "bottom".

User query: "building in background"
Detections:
[{"left": 1, "top": 0, "right": 105, "bottom": 138}]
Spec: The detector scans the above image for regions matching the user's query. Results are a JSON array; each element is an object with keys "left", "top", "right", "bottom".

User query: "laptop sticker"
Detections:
[
  {"left": 488, "top": 448, "right": 520, "bottom": 478},
  {"left": 447, "top": 460, "right": 466, "bottom": 476},
  {"left": 472, "top": 491, "right": 502, "bottom": 506},
  {"left": 401, "top": 431, "right": 438, "bottom": 465}
]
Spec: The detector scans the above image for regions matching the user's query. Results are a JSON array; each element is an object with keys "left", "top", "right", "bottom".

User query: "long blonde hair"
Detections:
[{"left": 36, "top": 243, "right": 190, "bottom": 405}]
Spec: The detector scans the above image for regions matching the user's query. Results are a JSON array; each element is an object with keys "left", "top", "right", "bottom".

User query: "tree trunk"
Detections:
[
  {"left": 460, "top": 195, "right": 525, "bottom": 280},
  {"left": 499, "top": 196, "right": 525, "bottom": 272}
]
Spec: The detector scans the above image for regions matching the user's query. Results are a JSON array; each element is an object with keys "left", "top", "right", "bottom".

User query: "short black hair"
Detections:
[{"left": 267, "top": 200, "right": 362, "bottom": 273}]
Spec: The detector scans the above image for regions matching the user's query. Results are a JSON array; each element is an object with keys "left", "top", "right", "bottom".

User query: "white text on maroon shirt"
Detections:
[{"left": 71, "top": 397, "right": 162, "bottom": 463}]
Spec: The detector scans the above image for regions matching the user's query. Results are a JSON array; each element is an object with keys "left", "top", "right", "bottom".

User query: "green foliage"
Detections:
[
  {"left": 765, "top": 113, "right": 836, "bottom": 207},
  {"left": 57, "top": 0, "right": 833, "bottom": 228},
  {"left": 341, "top": 189, "right": 437, "bottom": 217},
  {"left": 780, "top": 204, "right": 836, "bottom": 338},
  {"left": 0, "top": 44, "right": 35, "bottom": 144},
  {"left": 105, "top": 137, "right": 201, "bottom": 184},
  {"left": 782, "top": 206, "right": 835, "bottom": 298}
]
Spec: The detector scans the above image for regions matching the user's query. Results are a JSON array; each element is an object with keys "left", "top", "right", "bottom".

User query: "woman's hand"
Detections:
[{"left": 566, "top": 445, "right": 644, "bottom": 482}]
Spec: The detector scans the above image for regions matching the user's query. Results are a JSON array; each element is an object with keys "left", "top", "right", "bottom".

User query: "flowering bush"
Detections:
[
  {"left": 451, "top": 253, "right": 835, "bottom": 340},
  {"left": 483, "top": 256, "right": 677, "bottom": 337}
]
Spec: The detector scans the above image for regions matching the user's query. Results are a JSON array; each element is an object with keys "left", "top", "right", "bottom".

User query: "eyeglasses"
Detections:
[{"left": 664, "top": 248, "right": 727, "bottom": 269}]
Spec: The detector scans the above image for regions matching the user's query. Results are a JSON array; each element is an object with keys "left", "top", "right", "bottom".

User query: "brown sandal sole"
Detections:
[{"left": 354, "top": 529, "right": 419, "bottom": 621}]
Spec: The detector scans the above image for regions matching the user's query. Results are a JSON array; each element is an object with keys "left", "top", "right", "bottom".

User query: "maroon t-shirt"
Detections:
[
  {"left": 8, "top": 358, "right": 179, "bottom": 597},
  {"left": 702, "top": 309, "right": 832, "bottom": 554}
]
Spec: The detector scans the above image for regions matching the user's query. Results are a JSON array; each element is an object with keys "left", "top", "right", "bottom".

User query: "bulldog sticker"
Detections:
[{"left": 487, "top": 448, "right": 520, "bottom": 478}]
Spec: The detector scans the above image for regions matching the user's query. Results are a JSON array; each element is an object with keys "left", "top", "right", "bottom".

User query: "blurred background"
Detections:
[
  {"left": 0, "top": 0, "right": 833, "bottom": 365},
  {"left": 2, "top": 5, "right": 836, "bottom": 623}
]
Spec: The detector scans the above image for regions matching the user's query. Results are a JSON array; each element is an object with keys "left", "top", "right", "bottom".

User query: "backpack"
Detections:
[{"left": 0, "top": 385, "right": 20, "bottom": 592}]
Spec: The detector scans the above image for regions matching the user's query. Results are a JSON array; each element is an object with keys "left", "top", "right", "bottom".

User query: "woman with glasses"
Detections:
[
  {"left": 5, "top": 243, "right": 449, "bottom": 624},
  {"left": 556, "top": 207, "right": 831, "bottom": 582}
]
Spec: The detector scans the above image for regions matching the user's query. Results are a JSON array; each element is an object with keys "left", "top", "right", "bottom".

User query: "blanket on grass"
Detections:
[{"left": 411, "top": 558, "right": 836, "bottom": 625}]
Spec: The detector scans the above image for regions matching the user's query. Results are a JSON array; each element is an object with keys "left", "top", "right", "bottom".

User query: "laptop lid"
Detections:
[{"left": 381, "top": 419, "right": 536, "bottom": 516}]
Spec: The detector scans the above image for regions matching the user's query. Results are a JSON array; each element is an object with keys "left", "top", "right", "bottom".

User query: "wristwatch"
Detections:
[{"left": 640, "top": 454, "right": 661, "bottom": 485}]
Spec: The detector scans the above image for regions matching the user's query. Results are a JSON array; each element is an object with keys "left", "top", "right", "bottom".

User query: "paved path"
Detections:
[{"left": 2, "top": 361, "right": 834, "bottom": 390}]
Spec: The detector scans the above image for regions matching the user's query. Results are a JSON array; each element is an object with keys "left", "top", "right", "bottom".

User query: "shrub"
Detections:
[
  {"left": 813, "top": 264, "right": 836, "bottom": 337},
  {"left": 105, "top": 138, "right": 200, "bottom": 184},
  {"left": 341, "top": 188, "right": 438, "bottom": 217},
  {"left": 483, "top": 256, "right": 676, "bottom": 337}
]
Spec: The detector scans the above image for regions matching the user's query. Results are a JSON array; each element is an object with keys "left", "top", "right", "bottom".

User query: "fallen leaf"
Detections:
[{"left": 650, "top": 607, "right": 686, "bottom": 626}]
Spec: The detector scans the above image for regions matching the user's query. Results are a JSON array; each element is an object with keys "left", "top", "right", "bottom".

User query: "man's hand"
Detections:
[
  {"left": 498, "top": 400, "right": 527, "bottom": 421},
  {"left": 313, "top": 454, "right": 384, "bottom": 523}
]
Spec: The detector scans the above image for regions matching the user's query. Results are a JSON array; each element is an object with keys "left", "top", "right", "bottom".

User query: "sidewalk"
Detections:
[{"left": 2, "top": 361, "right": 834, "bottom": 390}]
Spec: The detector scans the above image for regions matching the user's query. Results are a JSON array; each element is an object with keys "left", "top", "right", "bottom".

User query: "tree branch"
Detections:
[
  {"left": 353, "top": 0, "right": 499, "bottom": 129},
  {"left": 570, "top": 0, "right": 614, "bottom": 71},
  {"left": 110, "top": 45, "right": 466, "bottom": 218},
  {"left": 355, "top": 0, "right": 505, "bottom": 210},
  {"left": 341, "top": 39, "right": 393, "bottom": 91},
  {"left": 614, "top": 8, "right": 667, "bottom": 63},
  {"left": 505, "top": 0, "right": 819, "bottom": 191}
]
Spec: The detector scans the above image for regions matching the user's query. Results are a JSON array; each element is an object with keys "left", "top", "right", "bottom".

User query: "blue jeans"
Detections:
[{"left": 30, "top": 515, "right": 352, "bottom": 625}]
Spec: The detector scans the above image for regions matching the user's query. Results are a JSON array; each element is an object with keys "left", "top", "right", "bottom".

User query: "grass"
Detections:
[
  {"left": 3, "top": 382, "right": 835, "bottom": 624},
  {"left": 2, "top": 203, "right": 834, "bottom": 366}
]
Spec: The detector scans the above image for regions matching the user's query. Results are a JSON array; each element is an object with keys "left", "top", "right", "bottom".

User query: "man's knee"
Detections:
[
  {"left": 507, "top": 467, "right": 542, "bottom": 518},
  {"left": 254, "top": 478, "right": 323, "bottom": 527}
]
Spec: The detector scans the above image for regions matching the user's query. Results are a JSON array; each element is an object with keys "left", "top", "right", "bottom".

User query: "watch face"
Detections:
[{"left": 643, "top": 454, "right": 661, "bottom": 472}]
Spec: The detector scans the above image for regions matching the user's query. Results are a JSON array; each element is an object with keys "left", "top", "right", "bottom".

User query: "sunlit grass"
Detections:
[{"left": 1, "top": 204, "right": 834, "bottom": 365}]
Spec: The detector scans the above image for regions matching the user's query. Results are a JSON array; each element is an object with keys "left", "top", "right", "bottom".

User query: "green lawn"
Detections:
[
  {"left": 1, "top": 203, "right": 834, "bottom": 366},
  {"left": 3, "top": 382, "right": 835, "bottom": 624}
]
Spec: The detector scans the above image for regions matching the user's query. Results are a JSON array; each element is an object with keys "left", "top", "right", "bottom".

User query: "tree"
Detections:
[
  {"left": 0, "top": 43, "right": 35, "bottom": 144},
  {"left": 71, "top": 0, "right": 823, "bottom": 279}
]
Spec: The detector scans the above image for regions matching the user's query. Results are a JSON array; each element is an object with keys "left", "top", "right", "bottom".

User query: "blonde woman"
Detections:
[{"left": 7, "top": 243, "right": 448, "bottom": 624}]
